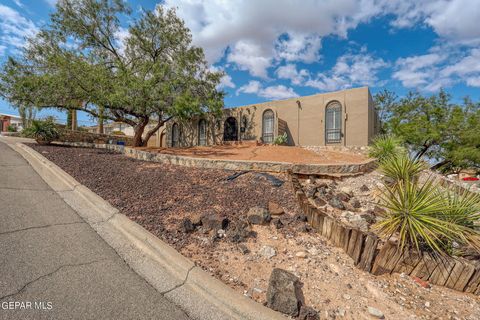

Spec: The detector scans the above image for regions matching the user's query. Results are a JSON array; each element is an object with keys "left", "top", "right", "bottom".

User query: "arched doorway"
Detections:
[
  {"left": 262, "top": 109, "right": 274, "bottom": 143},
  {"left": 198, "top": 119, "right": 207, "bottom": 146},
  {"left": 325, "top": 101, "right": 342, "bottom": 144},
  {"left": 223, "top": 117, "right": 238, "bottom": 141},
  {"left": 171, "top": 123, "right": 180, "bottom": 147}
]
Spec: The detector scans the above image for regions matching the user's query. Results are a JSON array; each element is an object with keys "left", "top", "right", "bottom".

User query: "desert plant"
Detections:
[
  {"left": 7, "top": 124, "right": 17, "bottom": 132},
  {"left": 273, "top": 132, "right": 288, "bottom": 145},
  {"left": 368, "top": 134, "right": 405, "bottom": 162},
  {"left": 375, "top": 176, "right": 480, "bottom": 255},
  {"left": 378, "top": 153, "right": 427, "bottom": 184},
  {"left": 111, "top": 130, "right": 125, "bottom": 136},
  {"left": 23, "top": 119, "right": 59, "bottom": 144}
]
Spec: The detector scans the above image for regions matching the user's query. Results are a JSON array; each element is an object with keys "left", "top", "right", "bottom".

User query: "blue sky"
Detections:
[{"left": 0, "top": 0, "right": 479, "bottom": 126}]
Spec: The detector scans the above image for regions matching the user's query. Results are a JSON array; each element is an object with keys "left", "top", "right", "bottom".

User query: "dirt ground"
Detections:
[
  {"left": 138, "top": 143, "right": 368, "bottom": 165},
  {"left": 31, "top": 144, "right": 480, "bottom": 320}
]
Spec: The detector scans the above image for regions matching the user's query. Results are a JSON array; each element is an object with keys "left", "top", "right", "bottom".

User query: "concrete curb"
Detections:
[{"left": 10, "top": 142, "right": 286, "bottom": 320}]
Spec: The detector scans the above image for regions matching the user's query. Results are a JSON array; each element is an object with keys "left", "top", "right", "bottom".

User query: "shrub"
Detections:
[
  {"left": 7, "top": 125, "right": 17, "bottom": 132},
  {"left": 378, "top": 153, "right": 427, "bottom": 184},
  {"left": 374, "top": 178, "right": 480, "bottom": 255},
  {"left": 273, "top": 132, "right": 288, "bottom": 145},
  {"left": 111, "top": 130, "right": 125, "bottom": 136},
  {"left": 368, "top": 135, "right": 405, "bottom": 162},
  {"left": 23, "top": 119, "right": 60, "bottom": 144}
]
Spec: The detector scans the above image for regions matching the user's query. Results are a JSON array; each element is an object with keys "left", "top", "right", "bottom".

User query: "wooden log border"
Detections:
[{"left": 289, "top": 173, "right": 480, "bottom": 295}]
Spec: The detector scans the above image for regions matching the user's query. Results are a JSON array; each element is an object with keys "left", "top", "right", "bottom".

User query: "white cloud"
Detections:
[
  {"left": 306, "top": 53, "right": 388, "bottom": 91},
  {"left": 393, "top": 48, "right": 480, "bottom": 91},
  {"left": 218, "top": 74, "right": 235, "bottom": 89},
  {"left": 227, "top": 40, "right": 272, "bottom": 78},
  {"left": 161, "top": 0, "right": 480, "bottom": 81},
  {"left": 162, "top": 0, "right": 379, "bottom": 76},
  {"left": 12, "top": 0, "right": 24, "bottom": 8},
  {"left": 44, "top": 0, "right": 57, "bottom": 7},
  {"left": 236, "top": 80, "right": 298, "bottom": 100},
  {"left": 0, "top": 4, "right": 38, "bottom": 56},
  {"left": 275, "top": 64, "right": 309, "bottom": 85},
  {"left": 275, "top": 33, "right": 322, "bottom": 63}
]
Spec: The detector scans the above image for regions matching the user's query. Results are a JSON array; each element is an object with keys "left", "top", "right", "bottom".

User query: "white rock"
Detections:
[
  {"left": 425, "top": 301, "right": 431, "bottom": 308},
  {"left": 367, "top": 306, "right": 384, "bottom": 319},
  {"left": 259, "top": 246, "right": 276, "bottom": 259},
  {"left": 296, "top": 251, "right": 308, "bottom": 258},
  {"left": 342, "top": 294, "right": 351, "bottom": 300}
]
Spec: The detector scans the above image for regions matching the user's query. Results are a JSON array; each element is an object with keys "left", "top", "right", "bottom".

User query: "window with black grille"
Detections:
[
  {"left": 262, "top": 109, "right": 274, "bottom": 143},
  {"left": 325, "top": 102, "right": 342, "bottom": 144}
]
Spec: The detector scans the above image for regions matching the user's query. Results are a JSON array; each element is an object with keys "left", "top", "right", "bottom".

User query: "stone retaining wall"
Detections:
[
  {"left": 290, "top": 174, "right": 480, "bottom": 295},
  {"left": 57, "top": 141, "right": 377, "bottom": 176},
  {"left": 58, "top": 129, "right": 134, "bottom": 146}
]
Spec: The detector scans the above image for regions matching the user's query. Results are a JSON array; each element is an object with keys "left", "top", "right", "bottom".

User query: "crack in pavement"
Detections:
[
  {"left": 160, "top": 265, "right": 196, "bottom": 295},
  {"left": 0, "top": 258, "right": 110, "bottom": 301},
  {"left": 0, "top": 221, "right": 85, "bottom": 236},
  {"left": 0, "top": 186, "right": 51, "bottom": 191}
]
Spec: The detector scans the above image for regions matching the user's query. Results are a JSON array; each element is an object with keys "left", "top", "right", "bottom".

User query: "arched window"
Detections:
[
  {"left": 262, "top": 109, "right": 274, "bottom": 143},
  {"left": 171, "top": 123, "right": 180, "bottom": 147},
  {"left": 325, "top": 101, "right": 342, "bottom": 144},
  {"left": 198, "top": 119, "right": 207, "bottom": 146}
]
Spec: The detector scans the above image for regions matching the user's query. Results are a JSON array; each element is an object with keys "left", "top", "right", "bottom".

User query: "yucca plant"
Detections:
[
  {"left": 378, "top": 152, "right": 427, "bottom": 184},
  {"left": 368, "top": 134, "right": 405, "bottom": 162},
  {"left": 375, "top": 178, "right": 480, "bottom": 255},
  {"left": 23, "top": 119, "right": 60, "bottom": 145}
]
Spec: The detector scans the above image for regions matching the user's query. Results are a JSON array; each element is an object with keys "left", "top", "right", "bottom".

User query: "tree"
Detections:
[
  {"left": 0, "top": 0, "right": 223, "bottom": 147},
  {"left": 374, "top": 89, "right": 480, "bottom": 172}
]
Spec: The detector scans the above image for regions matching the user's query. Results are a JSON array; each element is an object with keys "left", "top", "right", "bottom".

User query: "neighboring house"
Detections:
[
  {"left": 0, "top": 113, "right": 23, "bottom": 132},
  {"left": 86, "top": 122, "right": 162, "bottom": 147},
  {"left": 166, "top": 86, "right": 380, "bottom": 148}
]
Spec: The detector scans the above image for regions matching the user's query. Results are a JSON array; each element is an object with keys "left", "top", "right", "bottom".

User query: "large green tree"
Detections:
[
  {"left": 374, "top": 89, "right": 480, "bottom": 171},
  {"left": 0, "top": 0, "right": 223, "bottom": 146}
]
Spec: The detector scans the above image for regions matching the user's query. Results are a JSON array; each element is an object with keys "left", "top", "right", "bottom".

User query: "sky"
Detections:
[{"left": 0, "top": 0, "right": 479, "bottom": 126}]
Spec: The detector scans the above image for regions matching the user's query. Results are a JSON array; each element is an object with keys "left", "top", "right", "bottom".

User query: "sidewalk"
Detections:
[{"left": 0, "top": 140, "right": 189, "bottom": 320}]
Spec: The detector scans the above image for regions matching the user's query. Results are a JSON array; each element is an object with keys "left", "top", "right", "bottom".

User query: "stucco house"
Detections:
[
  {"left": 0, "top": 113, "right": 23, "bottom": 132},
  {"left": 164, "top": 86, "right": 379, "bottom": 148}
]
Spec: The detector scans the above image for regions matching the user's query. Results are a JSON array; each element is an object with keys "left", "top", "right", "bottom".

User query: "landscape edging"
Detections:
[
  {"left": 10, "top": 142, "right": 286, "bottom": 320},
  {"left": 56, "top": 141, "right": 377, "bottom": 176},
  {"left": 290, "top": 173, "right": 480, "bottom": 295}
]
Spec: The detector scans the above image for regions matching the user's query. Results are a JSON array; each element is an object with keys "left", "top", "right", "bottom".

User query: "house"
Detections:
[
  {"left": 165, "top": 86, "right": 379, "bottom": 148},
  {"left": 85, "top": 121, "right": 161, "bottom": 147},
  {"left": 0, "top": 113, "right": 23, "bottom": 132}
]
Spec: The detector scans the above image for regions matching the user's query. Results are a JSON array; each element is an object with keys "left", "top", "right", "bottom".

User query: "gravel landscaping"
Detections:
[{"left": 30, "top": 144, "right": 480, "bottom": 320}]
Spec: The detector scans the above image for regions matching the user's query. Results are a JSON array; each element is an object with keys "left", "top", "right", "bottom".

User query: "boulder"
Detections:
[
  {"left": 298, "top": 306, "right": 319, "bottom": 320},
  {"left": 329, "top": 197, "right": 345, "bottom": 210},
  {"left": 181, "top": 218, "right": 195, "bottom": 233},
  {"left": 266, "top": 268, "right": 303, "bottom": 316},
  {"left": 294, "top": 213, "right": 308, "bottom": 222},
  {"left": 336, "top": 192, "right": 351, "bottom": 202},
  {"left": 272, "top": 218, "right": 284, "bottom": 229},
  {"left": 227, "top": 220, "right": 255, "bottom": 243},
  {"left": 360, "top": 184, "right": 370, "bottom": 192},
  {"left": 304, "top": 185, "right": 317, "bottom": 198},
  {"left": 201, "top": 214, "right": 229, "bottom": 231},
  {"left": 247, "top": 207, "right": 271, "bottom": 225},
  {"left": 268, "top": 202, "right": 285, "bottom": 215},
  {"left": 313, "top": 198, "right": 326, "bottom": 207},
  {"left": 350, "top": 198, "right": 362, "bottom": 209}
]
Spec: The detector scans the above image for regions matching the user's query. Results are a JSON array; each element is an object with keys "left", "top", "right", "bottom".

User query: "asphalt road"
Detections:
[{"left": 0, "top": 140, "right": 190, "bottom": 320}]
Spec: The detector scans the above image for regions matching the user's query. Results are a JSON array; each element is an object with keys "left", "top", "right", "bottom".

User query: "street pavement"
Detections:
[{"left": 0, "top": 140, "right": 190, "bottom": 320}]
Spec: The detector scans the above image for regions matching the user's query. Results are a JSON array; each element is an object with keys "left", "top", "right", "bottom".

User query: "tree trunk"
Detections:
[
  {"left": 132, "top": 118, "right": 149, "bottom": 147},
  {"left": 98, "top": 107, "right": 104, "bottom": 134},
  {"left": 414, "top": 144, "right": 430, "bottom": 160},
  {"left": 71, "top": 109, "right": 78, "bottom": 130}
]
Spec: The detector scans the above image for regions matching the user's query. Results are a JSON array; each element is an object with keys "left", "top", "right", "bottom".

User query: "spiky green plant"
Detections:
[
  {"left": 378, "top": 153, "right": 427, "bottom": 184},
  {"left": 23, "top": 119, "right": 59, "bottom": 144},
  {"left": 368, "top": 134, "right": 405, "bottom": 162},
  {"left": 375, "top": 178, "right": 480, "bottom": 255}
]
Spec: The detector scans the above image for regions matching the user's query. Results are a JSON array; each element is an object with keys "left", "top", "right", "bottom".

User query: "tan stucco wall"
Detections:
[{"left": 166, "top": 86, "right": 377, "bottom": 147}]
